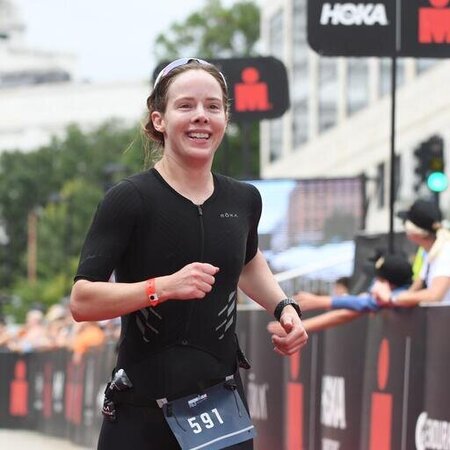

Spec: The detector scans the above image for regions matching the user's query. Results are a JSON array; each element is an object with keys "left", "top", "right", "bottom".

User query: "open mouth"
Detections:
[{"left": 188, "top": 132, "right": 210, "bottom": 140}]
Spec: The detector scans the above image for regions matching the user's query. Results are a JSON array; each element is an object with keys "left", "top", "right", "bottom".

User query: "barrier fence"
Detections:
[{"left": 1, "top": 306, "right": 450, "bottom": 450}]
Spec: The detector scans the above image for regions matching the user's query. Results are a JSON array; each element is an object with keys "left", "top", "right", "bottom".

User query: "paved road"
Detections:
[{"left": 0, "top": 429, "right": 91, "bottom": 450}]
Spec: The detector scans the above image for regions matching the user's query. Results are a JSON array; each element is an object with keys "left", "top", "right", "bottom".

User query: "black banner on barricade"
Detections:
[
  {"left": 360, "top": 308, "right": 426, "bottom": 450},
  {"left": 46, "top": 350, "right": 70, "bottom": 438},
  {"left": 243, "top": 310, "right": 284, "bottom": 450},
  {"left": 65, "top": 345, "right": 115, "bottom": 449},
  {"left": 1, "top": 352, "right": 33, "bottom": 429},
  {"left": 415, "top": 306, "right": 450, "bottom": 450},
  {"left": 65, "top": 357, "right": 86, "bottom": 445},
  {"left": 79, "top": 352, "right": 99, "bottom": 447},
  {"left": 83, "top": 343, "right": 117, "bottom": 449},
  {"left": 282, "top": 325, "right": 323, "bottom": 450},
  {"left": 28, "top": 351, "right": 67, "bottom": 436},
  {"left": 319, "top": 315, "right": 369, "bottom": 450},
  {"left": 28, "top": 352, "right": 48, "bottom": 433}
]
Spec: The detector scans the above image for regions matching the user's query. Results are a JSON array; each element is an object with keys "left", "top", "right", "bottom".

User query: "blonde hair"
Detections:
[
  {"left": 405, "top": 219, "right": 450, "bottom": 262},
  {"left": 404, "top": 220, "right": 432, "bottom": 237},
  {"left": 428, "top": 227, "right": 450, "bottom": 262}
]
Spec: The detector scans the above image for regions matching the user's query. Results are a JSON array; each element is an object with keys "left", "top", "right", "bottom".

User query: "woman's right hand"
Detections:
[
  {"left": 157, "top": 262, "right": 220, "bottom": 302},
  {"left": 370, "top": 279, "right": 392, "bottom": 305}
]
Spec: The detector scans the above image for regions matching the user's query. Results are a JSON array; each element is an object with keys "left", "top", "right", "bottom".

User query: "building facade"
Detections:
[
  {"left": 0, "top": 0, "right": 148, "bottom": 152},
  {"left": 260, "top": 0, "right": 450, "bottom": 233}
]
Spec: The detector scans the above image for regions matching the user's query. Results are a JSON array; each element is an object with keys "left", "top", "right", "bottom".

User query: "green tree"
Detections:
[
  {"left": 0, "top": 120, "right": 144, "bottom": 318},
  {"left": 153, "top": 0, "right": 261, "bottom": 179},
  {"left": 154, "top": 0, "right": 260, "bottom": 60},
  {"left": 0, "top": 0, "right": 263, "bottom": 320}
]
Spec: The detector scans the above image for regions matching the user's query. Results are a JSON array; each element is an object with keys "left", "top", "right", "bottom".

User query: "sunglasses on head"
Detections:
[{"left": 153, "top": 57, "right": 227, "bottom": 89}]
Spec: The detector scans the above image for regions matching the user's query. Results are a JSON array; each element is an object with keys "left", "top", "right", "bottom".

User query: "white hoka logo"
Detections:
[
  {"left": 320, "top": 3, "right": 389, "bottom": 26},
  {"left": 321, "top": 375, "right": 347, "bottom": 429},
  {"left": 415, "top": 412, "right": 450, "bottom": 450}
]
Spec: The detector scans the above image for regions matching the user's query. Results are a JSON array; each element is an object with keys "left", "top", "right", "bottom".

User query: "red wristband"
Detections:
[{"left": 146, "top": 278, "right": 160, "bottom": 306}]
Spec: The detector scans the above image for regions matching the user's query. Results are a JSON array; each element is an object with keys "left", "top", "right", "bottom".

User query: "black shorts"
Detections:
[{"left": 97, "top": 372, "right": 254, "bottom": 450}]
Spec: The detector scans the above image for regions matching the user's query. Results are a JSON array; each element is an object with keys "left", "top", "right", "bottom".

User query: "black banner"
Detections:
[
  {"left": 319, "top": 315, "right": 370, "bottom": 450},
  {"left": 282, "top": 326, "right": 324, "bottom": 450},
  {"left": 359, "top": 308, "right": 427, "bottom": 450},
  {"left": 241, "top": 311, "right": 285, "bottom": 450},
  {"left": 2, "top": 307, "right": 450, "bottom": 449},
  {"left": 308, "top": 0, "right": 450, "bottom": 57},
  {"left": 152, "top": 56, "right": 290, "bottom": 122},
  {"left": 416, "top": 307, "right": 450, "bottom": 450}
]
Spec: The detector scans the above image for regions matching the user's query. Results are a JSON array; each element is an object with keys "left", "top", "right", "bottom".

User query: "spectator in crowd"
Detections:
[
  {"left": 45, "top": 303, "right": 75, "bottom": 349},
  {"left": 294, "top": 254, "right": 412, "bottom": 313},
  {"left": 71, "top": 321, "right": 105, "bottom": 364},
  {"left": 373, "top": 199, "right": 450, "bottom": 306},
  {"left": 99, "top": 318, "right": 121, "bottom": 345},
  {"left": 268, "top": 254, "right": 413, "bottom": 335},
  {"left": 0, "top": 317, "right": 13, "bottom": 351},
  {"left": 7, "top": 309, "right": 51, "bottom": 352},
  {"left": 332, "top": 276, "right": 350, "bottom": 296}
]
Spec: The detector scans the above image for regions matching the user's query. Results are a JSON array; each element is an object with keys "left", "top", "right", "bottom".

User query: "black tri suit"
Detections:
[{"left": 75, "top": 168, "right": 262, "bottom": 449}]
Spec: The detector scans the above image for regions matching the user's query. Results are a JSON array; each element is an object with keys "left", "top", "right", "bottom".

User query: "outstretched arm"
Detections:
[
  {"left": 294, "top": 292, "right": 332, "bottom": 311},
  {"left": 267, "top": 309, "right": 362, "bottom": 335}
]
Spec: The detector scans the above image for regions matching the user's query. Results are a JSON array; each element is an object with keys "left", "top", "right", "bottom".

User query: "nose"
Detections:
[{"left": 192, "top": 104, "right": 209, "bottom": 123}]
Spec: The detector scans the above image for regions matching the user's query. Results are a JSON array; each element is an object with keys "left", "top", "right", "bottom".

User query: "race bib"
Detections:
[{"left": 162, "top": 377, "right": 256, "bottom": 450}]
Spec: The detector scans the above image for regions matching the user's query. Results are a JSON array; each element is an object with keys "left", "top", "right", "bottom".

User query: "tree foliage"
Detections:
[
  {"left": 154, "top": 0, "right": 261, "bottom": 181},
  {"left": 0, "top": 121, "right": 144, "bottom": 319},
  {"left": 154, "top": 0, "right": 260, "bottom": 60},
  {"left": 0, "top": 0, "right": 263, "bottom": 320}
]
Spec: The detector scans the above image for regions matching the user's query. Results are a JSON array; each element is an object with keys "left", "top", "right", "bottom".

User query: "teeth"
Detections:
[{"left": 189, "top": 133, "right": 209, "bottom": 139}]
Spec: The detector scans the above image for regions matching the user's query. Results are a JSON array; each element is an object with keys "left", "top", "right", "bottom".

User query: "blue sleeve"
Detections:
[{"left": 331, "top": 294, "right": 380, "bottom": 312}]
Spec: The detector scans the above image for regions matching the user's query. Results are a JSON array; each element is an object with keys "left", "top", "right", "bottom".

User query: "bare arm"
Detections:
[
  {"left": 267, "top": 309, "right": 361, "bottom": 335},
  {"left": 238, "top": 250, "right": 288, "bottom": 314},
  {"left": 238, "top": 250, "right": 308, "bottom": 355},
  {"left": 394, "top": 276, "right": 450, "bottom": 306},
  {"left": 70, "top": 262, "right": 219, "bottom": 322},
  {"left": 294, "top": 291, "right": 333, "bottom": 311},
  {"left": 372, "top": 276, "right": 450, "bottom": 308},
  {"left": 301, "top": 310, "right": 361, "bottom": 332}
]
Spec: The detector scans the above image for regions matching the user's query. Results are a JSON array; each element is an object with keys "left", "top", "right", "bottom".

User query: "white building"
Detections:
[
  {"left": 0, "top": 0, "right": 149, "bottom": 152},
  {"left": 260, "top": 0, "right": 450, "bottom": 233}
]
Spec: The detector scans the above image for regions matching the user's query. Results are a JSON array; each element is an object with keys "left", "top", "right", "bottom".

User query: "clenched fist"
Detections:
[{"left": 157, "top": 262, "right": 220, "bottom": 302}]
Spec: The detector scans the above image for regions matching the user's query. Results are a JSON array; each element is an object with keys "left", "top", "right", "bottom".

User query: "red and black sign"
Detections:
[
  {"left": 308, "top": 0, "right": 450, "bottom": 57},
  {"left": 152, "top": 56, "right": 290, "bottom": 122}
]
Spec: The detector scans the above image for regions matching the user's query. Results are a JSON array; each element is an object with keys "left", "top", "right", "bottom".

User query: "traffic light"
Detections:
[{"left": 413, "top": 135, "right": 448, "bottom": 193}]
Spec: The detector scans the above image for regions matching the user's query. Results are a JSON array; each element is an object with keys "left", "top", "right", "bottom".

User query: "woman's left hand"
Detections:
[{"left": 268, "top": 306, "right": 308, "bottom": 356}]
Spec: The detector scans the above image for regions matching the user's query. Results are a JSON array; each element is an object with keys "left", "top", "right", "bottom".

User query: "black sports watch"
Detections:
[{"left": 274, "top": 298, "right": 302, "bottom": 321}]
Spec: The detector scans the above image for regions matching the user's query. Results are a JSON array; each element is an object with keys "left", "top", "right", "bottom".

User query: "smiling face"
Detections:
[{"left": 151, "top": 69, "right": 228, "bottom": 165}]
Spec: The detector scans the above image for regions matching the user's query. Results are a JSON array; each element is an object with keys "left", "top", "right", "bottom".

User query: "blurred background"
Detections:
[
  {"left": 1, "top": 0, "right": 448, "bottom": 323},
  {"left": 1, "top": 1, "right": 450, "bottom": 448}
]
